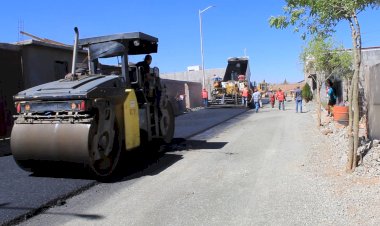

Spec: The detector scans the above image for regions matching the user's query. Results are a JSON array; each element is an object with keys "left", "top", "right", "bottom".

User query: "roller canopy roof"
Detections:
[{"left": 78, "top": 32, "right": 158, "bottom": 59}]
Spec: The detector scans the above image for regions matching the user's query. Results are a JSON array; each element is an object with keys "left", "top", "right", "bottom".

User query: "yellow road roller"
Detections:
[{"left": 11, "top": 28, "right": 175, "bottom": 177}]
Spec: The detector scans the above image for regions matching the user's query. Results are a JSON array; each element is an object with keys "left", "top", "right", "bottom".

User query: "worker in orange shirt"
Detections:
[
  {"left": 202, "top": 88, "right": 208, "bottom": 107},
  {"left": 276, "top": 88, "right": 286, "bottom": 111},
  {"left": 269, "top": 90, "right": 276, "bottom": 108},
  {"left": 242, "top": 86, "right": 249, "bottom": 107}
]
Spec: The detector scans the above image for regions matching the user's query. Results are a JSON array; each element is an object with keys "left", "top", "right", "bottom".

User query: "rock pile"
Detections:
[
  {"left": 320, "top": 114, "right": 380, "bottom": 177},
  {"left": 322, "top": 119, "right": 349, "bottom": 169},
  {"left": 355, "top": 139, "right": 380, "bottom": 176}
]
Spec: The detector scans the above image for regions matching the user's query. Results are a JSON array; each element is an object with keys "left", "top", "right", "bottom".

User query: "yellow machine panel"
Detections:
[{"left": 123, "top": 89, "right": 140, "bottom": 150}]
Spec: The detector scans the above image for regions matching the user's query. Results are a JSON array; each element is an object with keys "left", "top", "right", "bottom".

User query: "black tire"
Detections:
[
  {"left": 89, "top": 121, "right": 122, "bottom": 178},
  {"left": 160, "top": 101, "right": 175, "bottom": 144}
]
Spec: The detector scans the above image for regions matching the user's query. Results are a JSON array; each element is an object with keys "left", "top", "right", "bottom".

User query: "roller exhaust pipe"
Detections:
[{"left": 71, "top": 27, "right": 79, "bottom": 77}]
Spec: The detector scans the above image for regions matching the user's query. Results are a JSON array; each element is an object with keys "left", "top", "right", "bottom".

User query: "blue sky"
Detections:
[{"left": 2, "top": 0, "right": 380, "bottom": 83}]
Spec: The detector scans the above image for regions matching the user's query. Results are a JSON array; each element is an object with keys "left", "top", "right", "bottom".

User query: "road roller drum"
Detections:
[{"left": 11, "top": 124, "right": 92, "bottom": 165}]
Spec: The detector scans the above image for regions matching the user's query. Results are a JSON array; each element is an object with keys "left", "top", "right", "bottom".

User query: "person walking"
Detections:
[
  {"left": 241, "top": 86, "right": 249, "bottom": 107},
  {"left": 269, "top": 90, "right": 276, "bottom": 108},
  {"left": 326, "top": 80, "right": 337, "bottom": 116},
  {"left": 295, "top": 86, "right": 302, "bottom": 113},
  {"left": 251, "top": 88, "right": 261, "bottom": 113},
  {"left": 276, "top": 88, "right": 285, "bottom": 111},
  {"left": 202, "top": 88, "right": 208, "bottom": 107}
]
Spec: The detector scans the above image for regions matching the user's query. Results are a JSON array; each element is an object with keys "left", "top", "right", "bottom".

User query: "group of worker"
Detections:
[
  {"left": 269, "top": 88, "right": 287, "bottom": 111},
  {"left": 269, "top": 86, "right": 303, "bottom": 113},
  {"left": 202, "top": 86, "right": 291, "bottom": 113},
  {"left": 241, "top": 87, "right": 261, "bottom": 112}
]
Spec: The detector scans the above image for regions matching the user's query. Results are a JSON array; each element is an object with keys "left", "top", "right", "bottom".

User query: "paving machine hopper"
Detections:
[
  {"left": 11, "top": 28, "right": 175, "bottom": 177},
  {"left": 210, "top": 57, "right": 251, "bottom": 105}
]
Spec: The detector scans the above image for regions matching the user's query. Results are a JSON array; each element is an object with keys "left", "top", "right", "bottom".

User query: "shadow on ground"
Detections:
[
  {"left": 26, "top": 138, "right": 228, "bottom": 183},
  {"left": 0, "top": 202, "right": 104, "bottom": 224},
  {"left": 161, "top": 138, "right": 228, "bottom": 152}
]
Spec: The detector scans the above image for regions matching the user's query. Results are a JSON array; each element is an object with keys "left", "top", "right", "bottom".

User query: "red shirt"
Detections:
[
  {"left": 242, "top": 88, "right": 249, "bottom": 97},
  {"left": 276, "top": 91, "right": 285, "bottom": 101},
  {"left": 202, "top": 90, "right": 208, "bottom": 99}
]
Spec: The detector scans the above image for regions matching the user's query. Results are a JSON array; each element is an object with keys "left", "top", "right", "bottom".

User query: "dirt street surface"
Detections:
[{"left": 19, "top": 103, "right": 380, "bottom": 226}]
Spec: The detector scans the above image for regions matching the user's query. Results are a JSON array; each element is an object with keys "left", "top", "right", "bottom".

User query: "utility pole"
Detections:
[{"left": 199, "top": 5, "right": 215, "bottom": 89}]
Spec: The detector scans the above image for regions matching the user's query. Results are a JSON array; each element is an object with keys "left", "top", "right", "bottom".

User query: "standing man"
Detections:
[
  {"left": 252, "top": 88, "right": 261, "bottom": 113},
  {"left": 241, "top": 86, "right": 249, "bottom": 107},
  {"left": 136, "top": 54, "right": 152, "bottom": 73},
  {"left": 276, "top": 88, "right": 285, "bottom": 111},
  {"left": 295, "top": 86, "right": 302, "bottom": 113},
  {"left": 136, "top": 55, "right": 153, "bottom": 96},
  {"left": 269, "top": 90, "right": 276, "bottom": 108},
  {"left": 202, "top": 88, "right": 208, "bottom": 107},
  {"left": 176, "top": 93, "right": 186, "bottom": 113}
]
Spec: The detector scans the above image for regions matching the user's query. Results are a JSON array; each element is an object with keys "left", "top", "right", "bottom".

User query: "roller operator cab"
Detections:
[{"left": 11, "top": 28, "right": 175, "bottom": 178}]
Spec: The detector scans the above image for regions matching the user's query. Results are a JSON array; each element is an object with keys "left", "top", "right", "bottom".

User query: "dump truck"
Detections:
[
  {"left": 210, "top": 57, "right": 251, "bottom": 105},
  {"left": 10, "top": 28, "right": 175, "bottom": 177}
]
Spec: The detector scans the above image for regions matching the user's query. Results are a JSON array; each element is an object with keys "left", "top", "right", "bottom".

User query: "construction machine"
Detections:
[
  {"left": 210, "top": 57, "right": 251, "bottom": 105},
  {"left": 10, "top": 28, "right": 175, "bottom": 177},
  {"left": 258, "top": 80, "right": 269, "bottom": 94}
]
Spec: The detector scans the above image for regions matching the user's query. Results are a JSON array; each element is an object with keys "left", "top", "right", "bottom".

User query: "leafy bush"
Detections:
[{"left": 302, "top": 83, "right": 313, "bottom": 102}]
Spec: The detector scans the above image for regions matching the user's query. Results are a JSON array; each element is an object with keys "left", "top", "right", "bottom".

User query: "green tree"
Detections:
[
  {"left": 301, "top": 37, "right": 353, "bottom": 128},
  {"left": 269, "top": 0, "right": 380, "bottom": 171},
  {"left": 302, "top": 83, "right": 313, "bottom": 102}
]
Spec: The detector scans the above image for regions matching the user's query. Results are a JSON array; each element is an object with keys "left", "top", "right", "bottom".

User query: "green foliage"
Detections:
[
  {"left": 301, "top": 37, "right": 353, "bottom": 80},
  {"left": 302, "top": 83, "right": 313, "bottom": 102},
  {"left": 269, "top": 0, "right": 380, "bottom": 39}
]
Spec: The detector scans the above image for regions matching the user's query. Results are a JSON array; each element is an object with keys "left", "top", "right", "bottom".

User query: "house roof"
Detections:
[
  {"left": 13, "top": 39, "right": 87, "bottom": 54},
  {"left": 0, "top": 43, "right": 21, "bottom": 51}
]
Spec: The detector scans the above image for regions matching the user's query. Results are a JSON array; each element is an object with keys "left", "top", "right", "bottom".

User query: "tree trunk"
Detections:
[
  {"left": 316, "top": 81, "right": 322, "bottom": 127},
  {"left": 347, "top": 14, "right": 362, "bottom": 171},
  {"left": 347, "top": 78, "right": 354, "bottom": 171},
  {"left": 352, "top": 57, "right": 360, "bottom": 171}
]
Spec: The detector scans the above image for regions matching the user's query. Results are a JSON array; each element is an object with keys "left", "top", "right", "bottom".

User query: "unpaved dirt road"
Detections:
[{"left": 18, "top": 102, "right": 380, "bottom": 226}]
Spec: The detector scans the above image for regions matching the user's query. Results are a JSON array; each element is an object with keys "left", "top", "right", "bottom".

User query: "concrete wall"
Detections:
[
  {"left": 367, "top": 63, "right": 380, "bottom": 139},
  {"left": 340, "top": 48, "right": 380, "bottom": 139},
  {"left": 0, "top": 45, "right": 23, "bottom": 137},
  {"left": 360, "top": 48, "right": 380, "bottom": 117},
  {"left": 161, "top": 68, "right": 225, "bottom": 97},
  {"left": 21, "top": 45, "right": 86, "bottom": 88},
  {"left": 0, "top": 42, "right": 87, "bottom": 137},
  {"left": 161, "top": 79, "right": 202, "bottom": 115}
]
